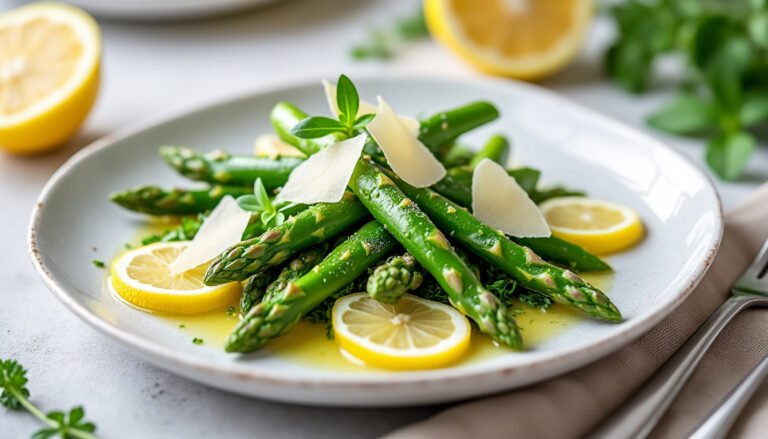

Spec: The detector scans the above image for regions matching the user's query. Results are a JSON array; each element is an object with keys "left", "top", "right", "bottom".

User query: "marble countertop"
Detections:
[{"left": 2, "top": 0, "right": 766, "bottom": 437}]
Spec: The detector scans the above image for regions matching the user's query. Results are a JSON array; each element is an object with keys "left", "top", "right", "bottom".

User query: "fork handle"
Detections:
[
  {"left": 688, "top": 353, "right": 768, "bottom": 439},
  {"left": 590, "top": 295, "right": 768, "bottom": 439}
]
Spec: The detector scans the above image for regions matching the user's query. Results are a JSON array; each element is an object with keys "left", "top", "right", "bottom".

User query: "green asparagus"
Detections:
[
  {"left": 110, "top": 185, "right": 251, "bottom": 216},
  {"left": 384, "top": 168, "right": 622, "bottom": 321},
  {"left": 418, "top": 101, "right": 500, "bottom": 156},
  {"left": 469, "top": 134, "right": 510, "bottom": 168},
  {"left": 430, "top": 166, "right": 609, "bottom": 272},
  {"left": 366, "top": 253, "right": 424, "bottom": 304},
  {"left": 204, "top": 192, "right": 369, "bottom": 285},
  {"left": 349, "top": 159, "right": 523, "bottom": 349},
  {"left": 262, "top": 243, "right": 330, "bottom": 302},
  {"left": 225, "top": 220, "right": 397, "bottom": 352},
  {"left": 159, "top": 146, "right": 302, "bottom": 189},
  {"left": 240, "top": 269, "right": 279, "bottom": 314}
]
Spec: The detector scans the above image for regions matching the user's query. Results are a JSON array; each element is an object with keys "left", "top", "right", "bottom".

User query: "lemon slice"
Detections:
[
  {"left": 424, "top": 0, "right": 592, "bottom": 80},
  {"left": 0, "top": 2, "right": 100, "bottom": 154},
  {"left": 332, "top": 293, "right": 471, "bottom": 370},
  {"left": 539, "top": 197, "right": 644, "bottom": 255},
  {"left": 110, "top": 242, "right": 241, "bottom": 314}
]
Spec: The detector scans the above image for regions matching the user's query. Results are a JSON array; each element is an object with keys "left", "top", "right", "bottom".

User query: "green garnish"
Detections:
[
  {"left": 351, "top": 7, "right": 429, "bottom": 60},
  {"left": 192, "top": 338, "right": 203, "bottom": 345},
  {"left": 605, "top": 0, "right": 768, "bottom": 180},
  {"left": 1, "top": 359, "right": 97, "bottom": 439},
  {"left": 290, "top": 74, "right": 373, "bottom": 139},
  {"left": 91, "top": 260, "right": 105, "bottom": 269},
  {"left": 178, "top": 324, "right": 186, "bottom": 329},
  {"left": 236, "top": 178, "right": 292, "bottom": 229}
]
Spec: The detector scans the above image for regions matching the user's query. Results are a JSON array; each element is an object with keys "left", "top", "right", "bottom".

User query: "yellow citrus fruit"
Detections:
[
  {"left": 539, "top": 197, "right": 644, "bottom": 255},
  {"left": 424, "top": 0, "right": 593, "bottom": 80},
  {"left": 0, "top": 2, "right": 100, "bottom": 154},
  {"left": 332, "top": 293, "right": 471, "bottom": 370},
  {"left": 110, "top": 242, "right": 241, "bottom": 314}
]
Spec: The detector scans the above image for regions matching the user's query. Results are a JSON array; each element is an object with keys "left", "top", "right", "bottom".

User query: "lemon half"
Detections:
[
  {"left": 424, "top": 0, "right": 592, "bottom": 80},
  {"left": 0, "top": 2, "right": 100, "bottom": 154},
  {"left": 332, "top": 293, "right": 471, "bottom": 370},
  {"left": 111, "top": 242, "right": 241, "bottom": 314},
  {"left": 539, "top": 197, "right": 644, "bottom": 255}
]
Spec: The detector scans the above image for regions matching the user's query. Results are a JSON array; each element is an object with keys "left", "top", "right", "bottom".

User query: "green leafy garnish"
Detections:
[
  {"left": 351, "top": 7, "right": 429, "bottom": 60},
  {"left": 1, "top": 359, "right": 97, "bottom": 439},
  {"left": 91, "top": 260, "right": 105, "bottom": 269},
  {"left": 236, "top": 178, "right": 288, "bottom": 228},
  {"left": 605, "top": 0, "right": 768, "bottom": 180},
  {"left": 192, "top": 338, "right": 204, "bottom": 345},
  {"left": 291, "top": 74, "right": 373, "bottom": 140}
]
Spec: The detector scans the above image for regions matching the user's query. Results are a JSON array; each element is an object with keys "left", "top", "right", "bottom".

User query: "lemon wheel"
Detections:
[
  {"left": 424, "top": 0, "right": 593, "bottom": 80},
  {"left": 539, "top": 197, "right": 644, "bottom": 255},
  {"left": 110, "top": 242, "right": 242, "bottom": 314},
  {"left": 332, "top": 293, "right": 471, "bottom": 370},
  {"left": 0, "top": 2, "right": 100, "bottom": 154}
]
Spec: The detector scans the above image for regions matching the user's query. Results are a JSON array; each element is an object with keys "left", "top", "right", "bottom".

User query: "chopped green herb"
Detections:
[
  {"left": 91, "top": 259, "right": 105, "bottom": 269},
  {"left": 350, "top": 7, "right": 429, "bottom": 61},
  {"left": 178, "top": 324, "right": 186, "bottom": 329},
  {"left": 226, "top": 306, "right": 236, "bottom": 317},
  {"left": 192, "top": 338, "right": 203, "bottom": 345},
  {"left": 1, "top": 358, "right": 97, "bottom": 438},
  {"left": 124, "top": 243, "right": 133, "bottom": 250}
]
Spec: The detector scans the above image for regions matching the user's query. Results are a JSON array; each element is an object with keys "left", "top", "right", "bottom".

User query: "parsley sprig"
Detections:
[
  {"left": 1, "top": 359, "right": 97, "bottom": 439},
  {"left": 290, "top": 74, "right": 373, "bottom": 139},
  {"left": 236, "top": 178, "right": 295, "bottom": 228},
  {"left": 605, "top": 0, "right": 768, "bottom": 180}
]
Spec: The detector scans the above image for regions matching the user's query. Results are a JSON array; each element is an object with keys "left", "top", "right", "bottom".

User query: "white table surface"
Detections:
[{"left": 2, "top": 0, "right": 767, "bottom": 437}]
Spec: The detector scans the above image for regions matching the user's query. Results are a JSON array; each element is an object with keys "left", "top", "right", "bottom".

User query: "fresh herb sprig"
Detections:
[
  {"left": 1, "top": 359, "right": 97, "bottom": 439},
  {"left": 290, "top": 74, "right": 373, "bottom": 139},
  {"left": 605, "top": 0, "right": 768, "bottom": 180},
  {"left": 236, "top": 178, "right": 293, "bottom": 228}
]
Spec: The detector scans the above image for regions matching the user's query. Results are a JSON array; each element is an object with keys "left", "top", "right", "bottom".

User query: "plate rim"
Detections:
[{"left": 28, "top": 73, "right": 724, "bottom": 394}]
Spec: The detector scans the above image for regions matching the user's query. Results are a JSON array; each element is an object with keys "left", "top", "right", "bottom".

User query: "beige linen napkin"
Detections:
[{"left": 387, "top": 183, "right": 768, "bottom": 439}]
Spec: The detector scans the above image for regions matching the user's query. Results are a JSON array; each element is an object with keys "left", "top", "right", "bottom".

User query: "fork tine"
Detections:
[{"left": 739, "top": 238, "right": 768, "bottom": 285}]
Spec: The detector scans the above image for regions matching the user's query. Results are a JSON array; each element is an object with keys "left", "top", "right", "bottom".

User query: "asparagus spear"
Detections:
[
  {"left": 366, "top": 253, "right": 424, "bottom": 304},
  {"left": 159, "top": 146, "right": 302, "bottom": 189},
  {"left": 383, "top": 168, "right": 622, "bottom": 322},
  {"left": 439, "top": 144, "right": 475, "bottom": 167},
  {"left": 110, "top": 185, "right": 251, "bottom": 216},
  {"left": 225, "top": 220, "right": 396, "bottom": 353},
  {"left": 469, "top": 134, "right": 510, "bottom": 168},
  {"left": 430, "top": 167, "right": 609, "bottom": 272},
  {"left": 204, "top": 192, "right": 369, "bottom": 285},
  {"left": 262, "top": 243, "right": 330, "bottom": 302},
  {"left": 240, "top": 269, "right": 280, "bottom": 314},
  {"left": 418, "top": 101, "right": 500, "bottom": 157},
  {"left": 349, "top": 159, "right": 523, "bottom": 349}
]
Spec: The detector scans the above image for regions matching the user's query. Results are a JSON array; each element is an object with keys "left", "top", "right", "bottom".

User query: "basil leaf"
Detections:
[
  {"left": 253, "top": 178, "right": 273, "bottom": 210},
  {"left": 290, "top": 116, "right": 346, "bottom": 138},
  {"left": 336, "top": 74, "right": 359, "bottom": 127},
  {"left": 237, "top": 195, "right": 264, "bottom": 213},
  {"left": 705, "top": 131, "right": 756, "bottom": 180},
  {"left": 646, "top": 94, "right": 716, "bottom": 135},
  {"left": 740, "top": 90, "right": 768, "bottom": 126},
  {"left": 706, "top": 61, "right": 742, "bottom": 113},
  {"left": 353, "top": 113, "right": 376, "bottom": 130}
]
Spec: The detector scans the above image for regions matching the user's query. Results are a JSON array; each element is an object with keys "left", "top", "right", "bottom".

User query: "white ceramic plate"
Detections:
[{"left": 29, "top": 75, "right": 723, "bottom": 406}]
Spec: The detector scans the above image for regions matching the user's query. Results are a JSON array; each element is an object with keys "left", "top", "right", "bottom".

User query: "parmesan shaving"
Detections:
[
  {"left": 366, "top": 96, "right": 446, "bottom": 188},
  {"left": 276, "top": 133, "right": 367, "bottom": 204},
  {"left": 472, "top": 159, "right": 551, "bottom": 238},
  {"left": 169, "top": 196, "right": 252, "bottom": 275}
]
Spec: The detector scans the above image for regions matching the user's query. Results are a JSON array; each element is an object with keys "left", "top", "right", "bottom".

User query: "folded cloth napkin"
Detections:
[{"left": 386, "top": 183, "right": 768, "bottom": 439}]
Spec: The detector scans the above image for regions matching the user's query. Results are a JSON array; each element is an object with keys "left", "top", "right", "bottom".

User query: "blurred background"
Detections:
[{"left": 2, "top": 0, "right": 766, "bottom": 206}]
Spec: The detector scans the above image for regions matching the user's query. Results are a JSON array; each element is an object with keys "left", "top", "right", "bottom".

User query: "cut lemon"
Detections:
[
  {"left": 0, "top": 2, "right": 100, "bottom": 154},
  {"left": 110, "top": 242, "right": 241, "bottom": 314},
  {"left": 539, "top": 197, "right": 644, "bottom": 255},
  {"left": 424, "top": 0, "right": 592, "bottom": 80},
  {"left": 332, "top": 293, "right": 471, "bottom": 370}
]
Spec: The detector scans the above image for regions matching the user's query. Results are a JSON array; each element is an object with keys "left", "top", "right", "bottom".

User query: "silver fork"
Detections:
[{"left": 591, "top": 238, "right": 768, "bottom": 439}]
